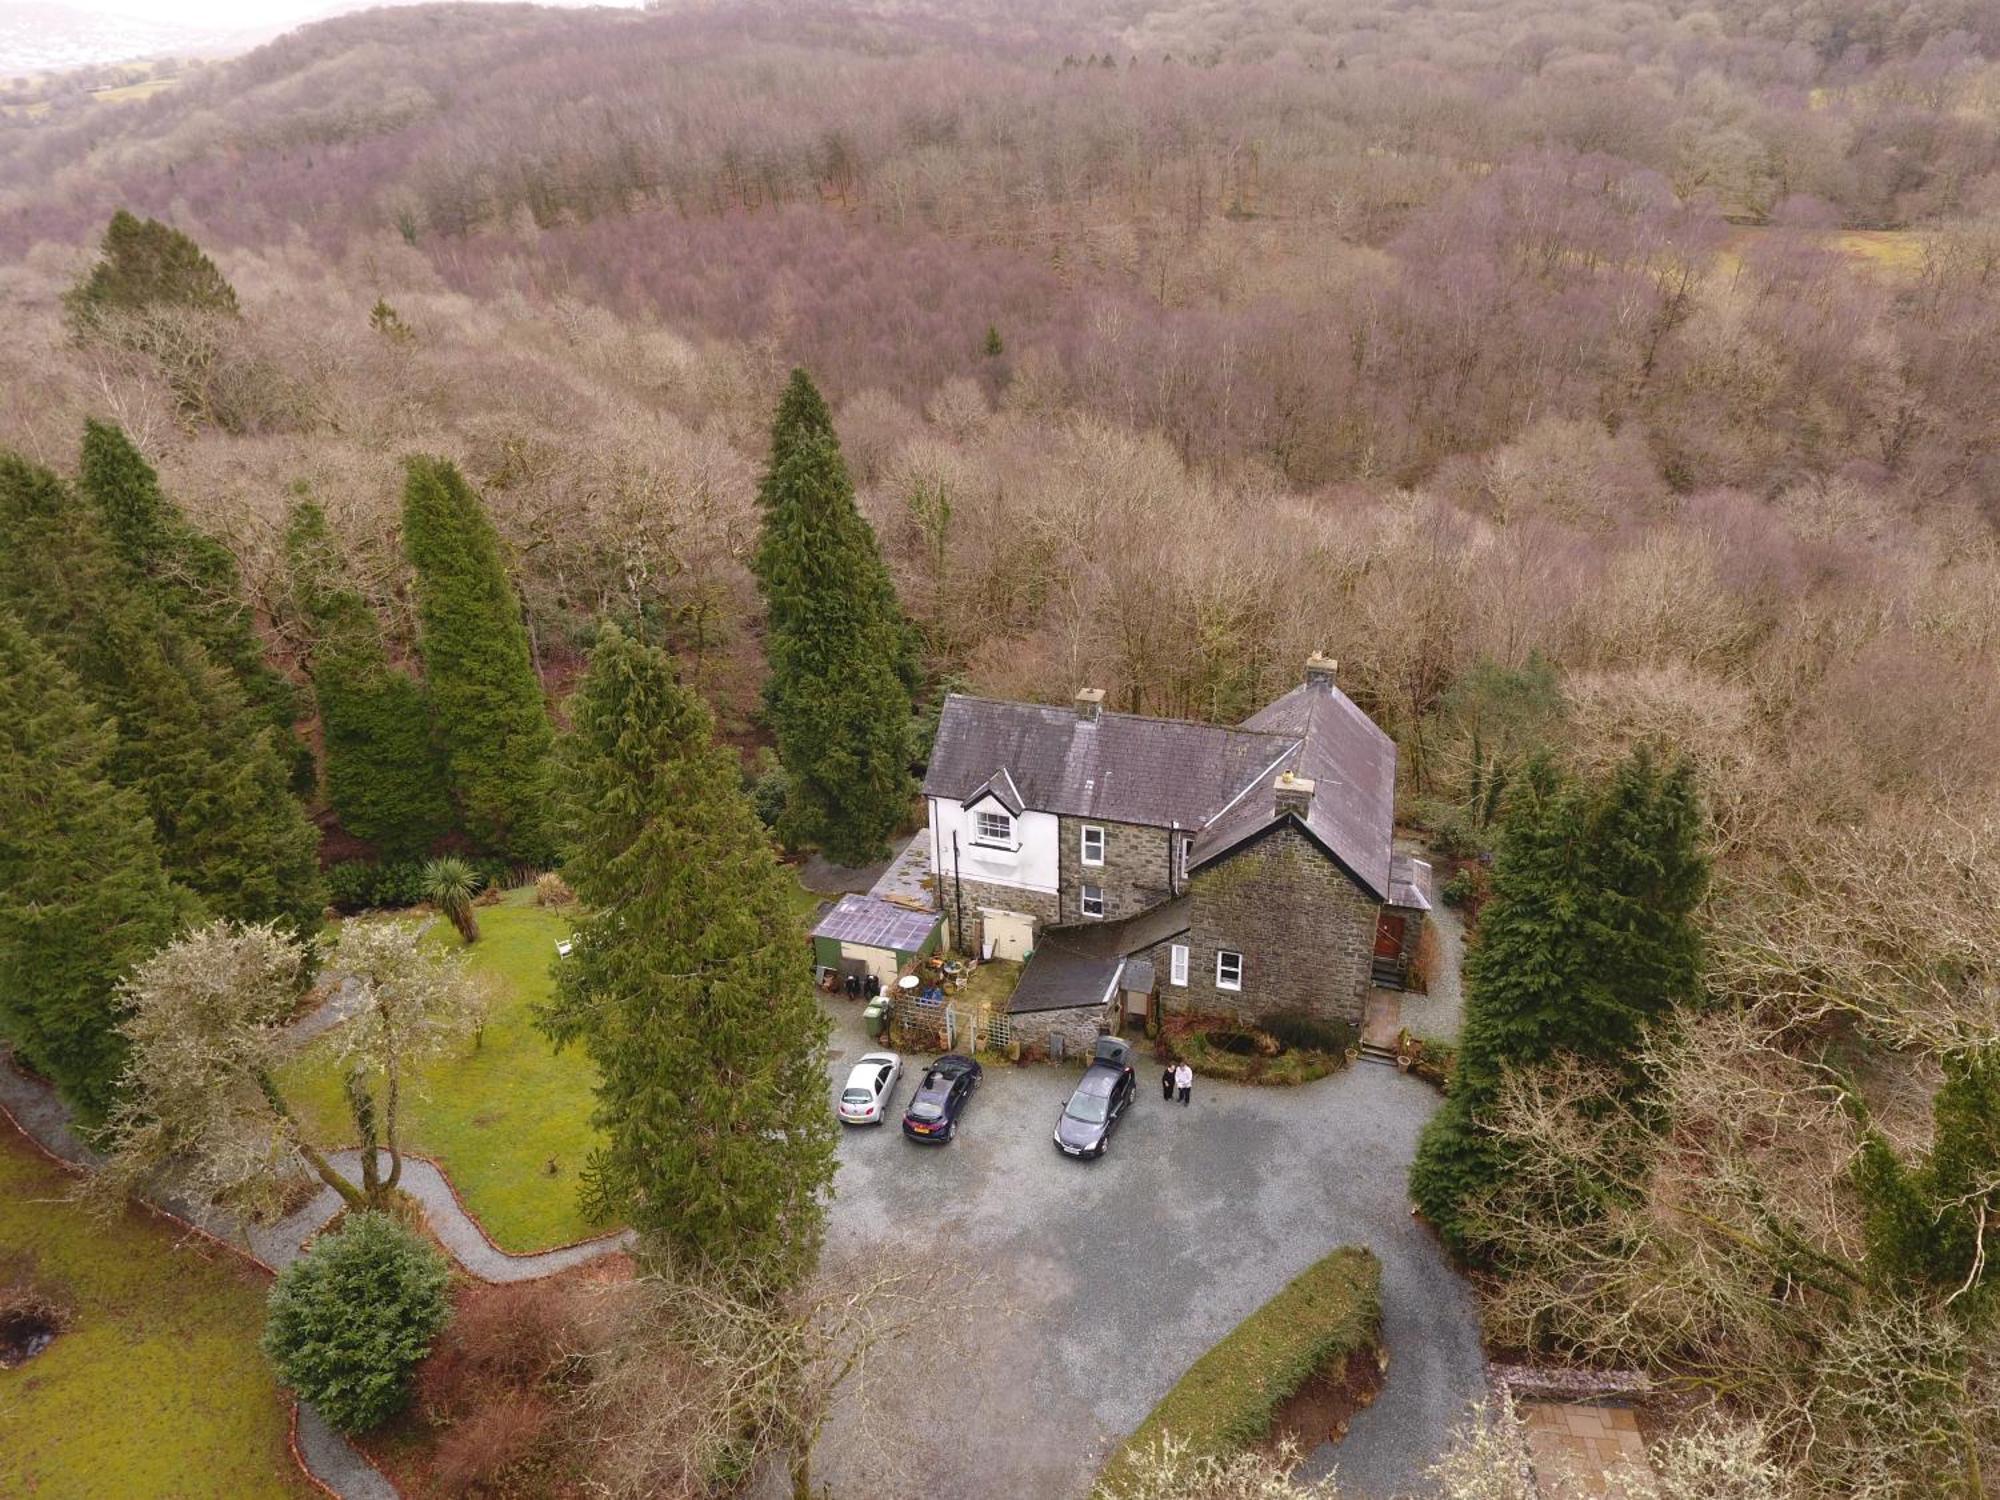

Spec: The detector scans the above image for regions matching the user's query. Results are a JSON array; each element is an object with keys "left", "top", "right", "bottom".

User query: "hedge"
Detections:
[{"left": 1102, "top": 1246, "right": 1381, "bottom": 1488}]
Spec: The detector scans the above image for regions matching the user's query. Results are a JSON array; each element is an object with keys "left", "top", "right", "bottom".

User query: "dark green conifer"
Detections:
[
  {"left": 538, "top": 624, "right": 835, "bottom": 1292},
  {"left": 285, "top": 500, "right": 452, "bottom": 857},
  {"left": 78, "top": 420, "right": 308, "bottom": 788},
  {"left": 401, "top": 456, "right": 555, "bottom": 865},
  {"left": 756, "top": 423, "right": 916, "bottom": 866},
  {"left": 63, "top": 209, "right": 239, "bottom": 328},
  {"left": 0, "top": 613, "right": 195, "bottom": 1120},
  {"left": 1411, "top": 750, "right": 1707, "bottom": 1259},
  {"left": 0, "top": 453, "right": 323, "bottom": 939}
]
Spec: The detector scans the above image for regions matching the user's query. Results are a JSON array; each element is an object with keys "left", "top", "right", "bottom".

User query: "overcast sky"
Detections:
[{"left": 61, "top": 0, "right": 644, "bottom": 30}]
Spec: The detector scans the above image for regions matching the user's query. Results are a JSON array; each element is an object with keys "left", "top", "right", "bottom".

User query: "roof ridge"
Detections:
[{"left": 942, "top": 690, "right": 1292, "bottom": 741}]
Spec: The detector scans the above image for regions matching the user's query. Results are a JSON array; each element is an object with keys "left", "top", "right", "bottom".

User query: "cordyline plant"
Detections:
[{"left": 90, "top": 917, "right": 483, "bottom": 1223}]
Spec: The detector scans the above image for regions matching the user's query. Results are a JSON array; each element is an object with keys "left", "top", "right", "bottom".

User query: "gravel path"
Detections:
[
  {"left": 0, "top": 1049, "right": 629, "bottom": 1499},
  {"left": 287, "top": 975, "right": 368, "bottom": 1044},
  {"left": 1399, "top": 897, "right": 1466, "bottom": 1043}
]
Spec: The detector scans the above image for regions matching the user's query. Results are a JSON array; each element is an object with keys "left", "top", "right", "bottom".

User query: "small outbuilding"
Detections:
[{"left": 811, "top": 894, "right": 942, "bottom": 993}]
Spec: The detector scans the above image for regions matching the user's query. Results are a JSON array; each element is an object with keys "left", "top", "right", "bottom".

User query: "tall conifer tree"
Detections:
[
  {"left": 0, "top": 612, "right": 194, "bottom": 1119},
  {"left": 285, "top": 500, "right": 452, "bottom": 856},
  {"left": 1411, "top": 750, "right": 1706, "bottom": 1258},
  {"left": 538, "top": 624, "right": 836, "bottom": 1292},
  {"left": 0, "top": 453, "right": 324, "bottom": 939},
  {"left": 401, "top": 456, "right": 554, "bottom": 864},
  {"left": 755, "top": 377, "right": 917, "bottom": 865},
  {"left": 77, "top": 420, "right": 308, "bottom": 787}
]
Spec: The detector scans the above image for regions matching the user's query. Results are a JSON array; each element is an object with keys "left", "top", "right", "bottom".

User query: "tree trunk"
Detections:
[
  {"left": 383, "top": 1050, "right": 404, "bottom": 1191},
  {"left": 257, "top": 1069, "right": 365, "bottom": 1210}
]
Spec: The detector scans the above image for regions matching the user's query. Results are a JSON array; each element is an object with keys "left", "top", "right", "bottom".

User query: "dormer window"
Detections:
[{"left": 974, "top": 809, "right": 1014, "bottom": 846}]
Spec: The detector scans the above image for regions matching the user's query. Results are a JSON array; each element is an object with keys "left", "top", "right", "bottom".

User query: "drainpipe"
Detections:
[{"left": 952, "top": 829, "right": 966, "bottom": 956}]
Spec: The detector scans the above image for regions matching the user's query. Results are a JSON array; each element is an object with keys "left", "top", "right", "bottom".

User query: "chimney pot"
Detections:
[
  {"left": 1305, "top": 655, "right": 1338, "bottom": 689},
  {"left": 1274, "top": 771, "right": 1315, "bottom": 818},
  {"left": 1074, "top": 687, "right": 1105, "bottom": 722}
]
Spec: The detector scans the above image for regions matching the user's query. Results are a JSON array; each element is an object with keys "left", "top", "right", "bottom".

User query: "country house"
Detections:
[{"left": 922, "top": 657, "right": 1431, "bottom": 1051}]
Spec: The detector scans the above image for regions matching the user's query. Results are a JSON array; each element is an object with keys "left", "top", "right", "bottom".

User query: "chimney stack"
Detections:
[
  {"left": 1074, "top": 687, "right": 1105, "bottom": 723},
  {"left": 1274, "top": 771, "right": 1315, "bottom": 819},
  {"left": 1305, "top": 655, "right": 1338, "bottom": 690}
]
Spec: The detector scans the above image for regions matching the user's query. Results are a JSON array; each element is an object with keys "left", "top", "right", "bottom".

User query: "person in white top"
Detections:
[{"left": 1174, "top": 1061, "right": 1193, "bottom": 1106}]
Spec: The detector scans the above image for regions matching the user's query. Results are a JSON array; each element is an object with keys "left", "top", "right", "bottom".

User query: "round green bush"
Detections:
[{"left": 262, "top": 1211, "right": 450, "bottom": 1434}]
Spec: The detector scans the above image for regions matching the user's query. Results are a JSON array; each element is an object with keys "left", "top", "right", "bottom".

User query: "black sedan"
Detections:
[
  {"left": 1054, "top": 1037, "right": 1137, "bottom": 1159},
  {"left": 901, "top": 1053, "right": 983, "bottom": 1143}
]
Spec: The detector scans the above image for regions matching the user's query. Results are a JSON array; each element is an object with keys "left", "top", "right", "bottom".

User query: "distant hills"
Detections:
[
  {"left": 0, "top": 2, "right": 249, "bottom": 74},
  {"left": 0, "top": 0, "right": 641, "bottom": 76}
]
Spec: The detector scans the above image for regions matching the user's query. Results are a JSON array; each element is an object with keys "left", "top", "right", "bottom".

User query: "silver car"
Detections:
[{"left": 837, "top": 1050, "right": 904, "bottom": 1125}]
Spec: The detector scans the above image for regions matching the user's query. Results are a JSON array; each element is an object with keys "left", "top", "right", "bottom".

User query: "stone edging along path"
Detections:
[{"left": 0, "top": 1046, "right": 633, "bottom": 1500}]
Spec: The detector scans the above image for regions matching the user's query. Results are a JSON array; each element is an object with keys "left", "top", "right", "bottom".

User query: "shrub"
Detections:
[
  {"left": 1262, "top": 1013, "right": 1358, "bottom": 1056},
  {"left": 534, "top": 871, "right": 575, "bottom": 907},
  {"left": 1102, "top": 1247, "right": 1380, "bottom": 1487},
  {"left": 429, "top": 1390, "right": 553, "bottom": 1497},
  {"left": 324, "top": 858, "right": 434, "bottom": 913},
  {"left": 747, "top": 752, "right": 789, "bottom": 834},
  {"left": 1440, "top": 865, "right": 1490, "bottom": 913},
  {"left": 262, "top": 1211, "right": 451, "bottom": 1434}
]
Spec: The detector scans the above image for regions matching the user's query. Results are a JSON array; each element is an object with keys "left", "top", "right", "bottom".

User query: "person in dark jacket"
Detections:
[{"left": 1161, "top": 1062, "right": 1176, "bottom": 1102}]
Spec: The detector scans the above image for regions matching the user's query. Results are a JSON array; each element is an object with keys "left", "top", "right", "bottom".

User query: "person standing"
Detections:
[
  {"left": 1161, "top": 1061, "right": 1176, "bottom": 1102},
  {"left": 1175, "top": 1061, "right": 1193, "bottom": 1106}
]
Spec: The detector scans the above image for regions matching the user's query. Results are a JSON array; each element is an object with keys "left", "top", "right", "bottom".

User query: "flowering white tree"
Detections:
[
  {"left": 93, "top": 917, "right": 484, "bottom": 1220},
  {"left": 324, "top": 916, "right": 488, "bottom": 1199},
  {"left": 94, "top": 920, "right": 357, "bottom": 1220}
]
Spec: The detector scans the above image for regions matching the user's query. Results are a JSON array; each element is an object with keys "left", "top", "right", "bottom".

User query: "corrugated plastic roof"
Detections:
[{"left": 811, "top": 894, "right": 941, "bottom": 955}]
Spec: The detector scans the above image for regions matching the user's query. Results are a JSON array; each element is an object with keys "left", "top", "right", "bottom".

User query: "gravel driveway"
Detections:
[{"left": 815, "top": 1004, "right": 1484, "bottom": 1500}]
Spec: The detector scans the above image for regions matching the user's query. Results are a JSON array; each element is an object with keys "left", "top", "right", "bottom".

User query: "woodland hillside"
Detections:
[{"left": 2, "top": 0, "right": 1999, "bottom": 1489}]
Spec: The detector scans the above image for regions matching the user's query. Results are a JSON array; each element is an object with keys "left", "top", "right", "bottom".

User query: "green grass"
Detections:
[
  {"left": 1170, "top": 1030, "right": 1347, "bottom": 1086},
  {"left": 275, "top": 890, "right": 609, "bottom": 1253},
  {"left": 1101, "top": 1246, "right": 1382, "bottom": 1489},
  {"left": 0, "top": 1130, "right": 313, "bottom": 1499}
]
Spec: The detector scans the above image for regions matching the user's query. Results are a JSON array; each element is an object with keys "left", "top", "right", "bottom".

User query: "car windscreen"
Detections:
[
  {"left": 841, "top": 1089, "right": 872, "bottom": 1103},
  {"left": 908, "top": 1098, "right": 944, "bottom": 1120},
  {"left": 1065, "top": 1092, "right": 1110, "bottom": 1124}
]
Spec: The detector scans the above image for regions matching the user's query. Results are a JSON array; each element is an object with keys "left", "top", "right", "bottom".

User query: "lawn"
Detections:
[
  {"left": 0, "top": 1130, "right": 313, "bottom": 1499},
  {"left": 276, "top": 890, "right": 610, "bottom": 1253}
]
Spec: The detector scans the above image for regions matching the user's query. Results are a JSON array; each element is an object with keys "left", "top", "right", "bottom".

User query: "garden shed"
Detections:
[{"left": 811, "top": 893, "right": 942, "bottom": 992}]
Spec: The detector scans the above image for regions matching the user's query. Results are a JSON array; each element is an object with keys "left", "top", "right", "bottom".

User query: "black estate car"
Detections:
[
  {"left": 1053, "top": 1036, "right": 1136, "bottom": 1158},
  {"left": 901, "top": 1053, "right": 983, "bottom": 1143}
]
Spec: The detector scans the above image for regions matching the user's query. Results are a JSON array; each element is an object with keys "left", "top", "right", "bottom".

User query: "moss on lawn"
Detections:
[
  {"left": 1100, "top": 1246, "right": 1382, "bottom": 1490},
  {"left": 0, "top": 1130, "right": 313, "bottom": 1499},
  {"left": 276, "top": 890, "right": 609, "bottom": 1253}
]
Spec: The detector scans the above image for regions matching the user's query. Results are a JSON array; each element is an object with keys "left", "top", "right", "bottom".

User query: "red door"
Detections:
[{"left": 1373, "top": 912, "right": 1406, "bottom": 960}]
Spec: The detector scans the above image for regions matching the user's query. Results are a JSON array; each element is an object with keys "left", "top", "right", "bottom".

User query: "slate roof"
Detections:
[
  {"left": 1188, "top": 680, "right": 1398, "bottom": 900},
  {"left": 1388, "top": 853, "right": 1433, "bottom": 912},
  {"left": 1007, "top": 947, "right": 1124, "bottom": 1014},
  {"left": 1038, "top": 896, "right": 1193, "bottom": 962},
  {"left": 925, "top": 696, "right": 1295, "bottom": 831},
  {"left": 926, "top": 675, "right": 1399, "bottom": 902},
  {"left": 811, "top": 894, "right": 942, "bottom": 955}
]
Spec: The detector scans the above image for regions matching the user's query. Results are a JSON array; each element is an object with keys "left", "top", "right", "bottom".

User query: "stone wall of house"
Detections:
[
  {"left": 1055, "top": 815, "right": 1177, "bottom": 924},
  {"left": 1009, "top": 1003, "right": 1112, "bottom": 1061},
  {"left": 1174, "top": 824, "right": 1378, "bottom": 1027},
  {"left": 936, "top": 875, "right": 1062, "bottom": 953}
]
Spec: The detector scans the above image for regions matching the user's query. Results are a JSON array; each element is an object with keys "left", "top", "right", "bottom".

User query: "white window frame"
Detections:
[
  {"left": 1216, "top": 950, "right": 1243, "bottom": 992},
  {"left": 1173, "top": 833, "right": 1193, "bottom": 886},
  {"left": 973, "top": 808, "right": 1013, "bottom": 847},
  {"left": 1169, "top": 943, "right": 1189, "bottom": 986},
  {"left": 1080, "top": 884, "right": 1105, "bottom": 918},
  {"left": 1080, "top": 824, "right": 1106, "bottom": 867}
]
